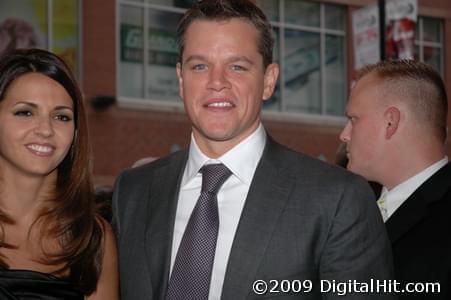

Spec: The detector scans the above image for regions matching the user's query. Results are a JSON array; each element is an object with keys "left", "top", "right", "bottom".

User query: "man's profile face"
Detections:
[
  {"left": 339, "top": 74, "right": 387, "bottom": 181},
  {"left": 176, "top": 19, "right": 278, "bottom": 157}
]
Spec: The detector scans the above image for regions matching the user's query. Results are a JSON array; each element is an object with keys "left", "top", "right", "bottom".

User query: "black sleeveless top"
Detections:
[{"left": 0, "top": 268, "right": 84, "bottom": 300}]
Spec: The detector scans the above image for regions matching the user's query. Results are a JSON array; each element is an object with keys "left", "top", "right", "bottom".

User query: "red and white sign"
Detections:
[
  {"left": 386, "top": 0, "right": 417, "bottom": 60},
  {"left": 352, "top": 0, "right": 418, "bottom": 71},
  {"left": 352, "top": 4, "right": 380, "bottom": 70}
]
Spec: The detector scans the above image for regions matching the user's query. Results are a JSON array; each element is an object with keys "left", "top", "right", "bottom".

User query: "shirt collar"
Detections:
[
  {"left": 381, "top": 156, "right": 448, "bottom": 217},
  {"left": 182, "top": 123, "right": 266, "bottom": 186}
]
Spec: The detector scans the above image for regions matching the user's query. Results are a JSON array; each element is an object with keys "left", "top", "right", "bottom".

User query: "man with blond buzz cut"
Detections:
[{"left": 340, "top": 60, "right": 451, "bottom": 299}]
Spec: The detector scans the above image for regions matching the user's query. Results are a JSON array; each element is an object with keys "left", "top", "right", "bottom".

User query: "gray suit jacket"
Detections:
[{"left": 113, "top": 137, "right": 395, "bottom": 299}]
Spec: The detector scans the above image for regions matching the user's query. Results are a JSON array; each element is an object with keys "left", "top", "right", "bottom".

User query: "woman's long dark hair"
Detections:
[{"left": 0, "top": 48, "right": 102, "bottom": 295}]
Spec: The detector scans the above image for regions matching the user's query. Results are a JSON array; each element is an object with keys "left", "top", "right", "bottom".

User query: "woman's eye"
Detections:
[
  {"left": 54, "top": 114, "right": 73, "bottom": 122},
  {"left": 14, "top": 110, "right": 32, "bottom": 117}
]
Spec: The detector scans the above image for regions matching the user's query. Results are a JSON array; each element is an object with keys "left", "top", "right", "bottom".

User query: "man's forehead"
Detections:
[
  {"left": 184, "top": 18, "right": 257, "bottom": 35},
  {"left": 181, "top": 19, "right": 263, "bottom": 65}
]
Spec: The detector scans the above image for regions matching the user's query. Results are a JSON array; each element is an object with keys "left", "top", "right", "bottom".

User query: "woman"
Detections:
[{"left": 0, "top": 48, "right": 118, "bottom": 299}]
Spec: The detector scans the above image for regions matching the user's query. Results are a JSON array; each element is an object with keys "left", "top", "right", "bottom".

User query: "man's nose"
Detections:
[
  {"left": 339, "top": 122, "right": 351, "bottom": 142},
  {"left": 207, "top": 66, "right": 232, "bottom": 91}
]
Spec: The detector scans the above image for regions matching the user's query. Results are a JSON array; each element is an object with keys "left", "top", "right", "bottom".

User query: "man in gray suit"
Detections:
[{"left": 112, "top": 1, "right": 394, "bottom": 299}]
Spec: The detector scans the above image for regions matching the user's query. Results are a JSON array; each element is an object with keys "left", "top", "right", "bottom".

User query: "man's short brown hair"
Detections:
[{"left": 177, "top": 0, "right": 274, "bottom": 68}]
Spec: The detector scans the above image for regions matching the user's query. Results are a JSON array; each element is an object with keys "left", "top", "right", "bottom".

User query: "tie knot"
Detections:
[{"left": 200, "top": 164, "right": 232, "bottom": 194}]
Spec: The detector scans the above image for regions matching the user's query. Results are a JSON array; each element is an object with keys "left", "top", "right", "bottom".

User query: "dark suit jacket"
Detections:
[
  {"left": 386, "top": 162, "right": 451, "bottom": 299},
  {"left": 112, "top": 138, "right": 395, "bottom": 299}
]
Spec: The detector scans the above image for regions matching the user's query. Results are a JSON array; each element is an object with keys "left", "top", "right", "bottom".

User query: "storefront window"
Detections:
[
  {"left": 258, "top": 0, "right": 347, "bottom": 116},
  {"left": 120, "top": 6, "right": 145, "bottom": 98},
  {"left": 117, "top": 0, "right": 347, "bottom": 117},
  {"left": 415, "top": 17, "right": 443, "bottom": 74},
  {"left": 119, "top": 2, "right": 183, "bottom": 103}
]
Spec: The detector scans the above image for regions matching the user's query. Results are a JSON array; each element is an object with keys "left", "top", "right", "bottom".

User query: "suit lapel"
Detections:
[
  {"left": 221, "top": 139, "right": 295, "bottom": 299},
  {"left": 144, "top": 151, "right": 188, "bottom": 299},
  {"left": 386, "top": 162, "right": 451, "bottom": 244},
  {"left": 385, "top": 189, "right": 429, "bottom": 244}
]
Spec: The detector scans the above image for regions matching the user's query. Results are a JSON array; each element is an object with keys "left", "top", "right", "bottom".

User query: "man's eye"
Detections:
[
  {"left": 231, "top": 65, "right": 247, "bottom": 71},
  {"left": 192, "top": 64, "right": 207, "bottom": 71},
  {"left": 14, "top": 110, "right": 32, "bottom": 117}
]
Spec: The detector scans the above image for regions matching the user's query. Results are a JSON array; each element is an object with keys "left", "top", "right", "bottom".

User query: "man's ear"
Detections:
[
  {"left": 176, "top": 62, "right": 183, "bottom": 99},
  {"left": 384, "top": 106, "right": 400, "bottom": 139},
  {"left": 262, "top": 63, "right": 279, "bottom": 101}
]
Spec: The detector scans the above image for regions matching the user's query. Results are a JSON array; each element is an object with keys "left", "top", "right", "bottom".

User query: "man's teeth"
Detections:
[
  {"left": 28, "top": 144, "right": 53, "bottom": 153},
  {"left": 208, "top": 102, "right": 232, "bottom": 107}
]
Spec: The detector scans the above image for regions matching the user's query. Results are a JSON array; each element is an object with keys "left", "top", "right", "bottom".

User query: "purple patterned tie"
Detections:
[{"left": 167, "top": 164, "right": 232, "bottom": 300}]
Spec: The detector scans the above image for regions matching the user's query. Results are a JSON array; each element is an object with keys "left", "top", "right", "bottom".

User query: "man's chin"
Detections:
[
  {"left": 194, "top": 127, "right": 237, "bottom": 143},
  {"left": 347, "top": 163, "right": 360, "bottom": 175}
]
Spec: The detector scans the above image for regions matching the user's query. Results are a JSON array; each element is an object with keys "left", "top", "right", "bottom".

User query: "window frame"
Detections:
[
  {"left": 116, "top": 1, "right": 185, "bottom": 109},
  {"left": 265, "top": 0, "right": 347, "bottom": 119},
  {"left": 115, "top": 1, "right": 445, "bottom": 126},
  {"left": 415, "top": 16, "right": 444, "bottom": 76},
  {"left": 47, "top": 0, "right": 83, "bottom": 82},
  {"left": 116, "top": 0, "right": 348, "bottom": 125}
]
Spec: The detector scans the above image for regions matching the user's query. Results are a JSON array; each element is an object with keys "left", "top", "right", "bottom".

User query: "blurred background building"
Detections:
[{"left": 1, "top": 0, "right": 450, "bottom": 185}]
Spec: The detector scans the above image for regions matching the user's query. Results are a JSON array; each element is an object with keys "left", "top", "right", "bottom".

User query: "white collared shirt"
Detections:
[
  {"left": 170, "top": 124, "right": 266, "bottom": 300},
  {"left": 380, "top": 157, "right": 448, "bottom": 221}
]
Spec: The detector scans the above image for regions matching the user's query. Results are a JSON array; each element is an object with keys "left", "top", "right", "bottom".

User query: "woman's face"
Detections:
[{"left": 0, "top": 72, "right": 75, "bottom": 178}]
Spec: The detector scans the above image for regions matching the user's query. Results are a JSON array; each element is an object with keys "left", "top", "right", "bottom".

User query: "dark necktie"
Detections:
[{"left": 167, "top": 163, "right": 232, "bottom": 300}]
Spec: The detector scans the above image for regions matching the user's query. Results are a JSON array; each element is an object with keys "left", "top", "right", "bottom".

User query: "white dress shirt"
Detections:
[
  {"left": 170, "top": 124, "right": 266, "bottom": 300},
  {"left": 380, "top": 157, "right": 448, "bottom": 221}
]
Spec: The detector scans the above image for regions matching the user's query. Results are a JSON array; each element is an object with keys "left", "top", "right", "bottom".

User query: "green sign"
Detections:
[{"left": 120, "top": 24, "right": 178, "bottom": 66}]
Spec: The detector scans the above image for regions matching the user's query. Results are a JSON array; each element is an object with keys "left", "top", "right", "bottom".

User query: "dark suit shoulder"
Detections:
[
  {"left": 387, "top": 162, "right": 451, "bottom": 238},
  {"left": 387, "top": 162, "right": 451, "bottom": 297},
  {"left": 112, "top": 149, "right": 187, "bottom": 212},
  {"left": 118, "top": 149, "right": 188, "bottom": 185},
  {"left": 112, "top": 149, "right": 187, "bottom": 237},
  {"left": 261, "top": 140, "right": 377, "bottom": 228},
  {"left": 266, "top": 140, "right": 368, "bottom": 188},
  {"left": 416, "top": 161, "right": 451, "bottom": 204},
  {"left": 242, "top": 139, "right": 392, "bottom": 292}
]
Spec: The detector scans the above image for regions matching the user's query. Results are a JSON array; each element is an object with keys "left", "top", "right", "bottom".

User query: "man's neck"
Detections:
[
  {"left": 192, "top": 124, "right": 262, "bottom": 158},
  {"left": 383, "top": 155, "right": 447, "bottom": 190}
]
